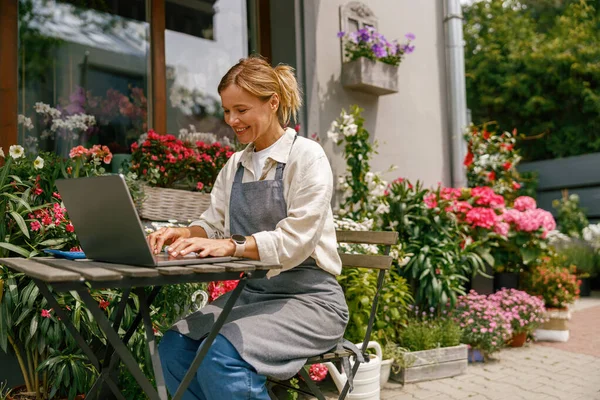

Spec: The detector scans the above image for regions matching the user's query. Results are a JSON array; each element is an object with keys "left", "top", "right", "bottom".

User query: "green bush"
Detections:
[
  {"left": 552, "top": 192, "right": 589, "bottom": 238},
  {"left": 397, "top": 310, "right": 462, "bottom": 353},
  {"left": 464, "top": 0, "right": 600, "bottom": 161}
]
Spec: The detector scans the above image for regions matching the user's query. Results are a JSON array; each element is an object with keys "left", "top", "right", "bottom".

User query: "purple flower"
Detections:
[
  {"left": 372, "top": 43, "right": 387, "bottom": 58},
  {"left": 405, "top": 32, "right": 416, "bottom": 41},
  {"left": 358, "top": 28, "right": 371, "bottom": 42},
  {"left": 337, "top": 31, "right": 345, "bottom": 38},
  {"left": 402, "top": 44, "right": 415, "bottom": 54}
]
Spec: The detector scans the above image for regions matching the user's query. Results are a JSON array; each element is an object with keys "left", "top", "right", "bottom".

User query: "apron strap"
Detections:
[{"left": 233, "top": 162, "right": 245, "bottom": 183}]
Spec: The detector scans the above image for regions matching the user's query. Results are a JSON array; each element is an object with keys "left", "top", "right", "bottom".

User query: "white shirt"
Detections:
[
  {"left": 252, "top": 134, "right": 283, "bottom": 180},
  {"left": 189, "top": 128, "right": 342, "bottom": 278}
]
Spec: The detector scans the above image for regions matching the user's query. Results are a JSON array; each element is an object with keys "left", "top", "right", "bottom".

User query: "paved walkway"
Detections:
[{"left": 314, "top": 294, "right": 600, "bottom": 400}]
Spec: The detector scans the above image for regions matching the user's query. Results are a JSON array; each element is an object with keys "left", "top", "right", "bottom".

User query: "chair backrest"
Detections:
[{"left": 336, "top": 230, "right": 398, "bottom": 270}]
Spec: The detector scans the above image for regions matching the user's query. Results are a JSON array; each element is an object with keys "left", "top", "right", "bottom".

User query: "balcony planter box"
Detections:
[
  {"left": 390, "top": 344, "right": 468, "bottom": 384},
  {"left": 341, "top": 58, "right": 399, "bottom": 96}
]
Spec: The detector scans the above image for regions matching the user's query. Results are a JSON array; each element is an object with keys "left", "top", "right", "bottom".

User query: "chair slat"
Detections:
[
  {"left": 339, "top": 253, "right": 393, "bottom": 270},
  {"left": 335, "top": 230, "right": 398, "bottom": 245}
]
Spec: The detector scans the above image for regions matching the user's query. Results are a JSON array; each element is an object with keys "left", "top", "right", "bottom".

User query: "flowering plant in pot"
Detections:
[
  {"left": 380, "top": 178, "right": 487, "bottom": 310},
  {"left": 452, "top": 290, "right": 512, "bottom": 360},
  {"left": 338, "top": 27, "right": 415, "bottom": 67},
  {"left": 525, "top": 257, "right": 580, "bottom": 309},
  {"left": 337, "top": 27, "right": 415, "bottom": 95},
  {"left": 487, "top": 288, "right": 547, "bottom": 347},
  {"left": 130, "top": 129, "right": 234, "bottom": 193}
]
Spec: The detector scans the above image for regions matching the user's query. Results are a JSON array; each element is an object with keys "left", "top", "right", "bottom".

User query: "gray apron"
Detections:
[{"left": 172, "top": 137, "right": 349, "bottom": 380}]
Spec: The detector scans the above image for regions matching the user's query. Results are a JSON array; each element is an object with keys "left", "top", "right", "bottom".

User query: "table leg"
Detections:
[
  {"left": 32, "top": 280, "right": 124, "bottom": 400},
  {"left": 172, "top": 275, "right": 249, "bottom": 400},
  {"left": 86, "top": 288, "right": 131, "bottom": 400},
  {"left": 77, "top": 289, "right": 162, "bottom": 400},
  {"left": 134, "top": 287, "right": 168, "bottom": 400}
]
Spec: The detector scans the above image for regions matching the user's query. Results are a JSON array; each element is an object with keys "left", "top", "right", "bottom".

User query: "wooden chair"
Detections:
[{"left": 268, "top": 230, "right": 399, "bottom": 400}]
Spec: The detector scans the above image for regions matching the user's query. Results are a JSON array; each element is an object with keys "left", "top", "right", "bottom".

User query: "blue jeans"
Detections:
[{"left": 159, "top": 330, "right": 270, "bottom": 400}]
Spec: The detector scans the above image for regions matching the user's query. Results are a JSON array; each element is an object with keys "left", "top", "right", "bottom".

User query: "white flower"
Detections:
[
  {"left": 342, "top": 123, "right": 358, "bottom": 137},
  {"left": 9, "top": 145, "right": 24, "bottom": 159},
  {"left": 33, "top": 156, "right": 44, "bottom": 169},
  {"left": 18, "top": 115, "right": 34, "bottom": 130},
  {"left": 376, "top": 203, "right": 390, "bottom": 214},
  {"left": 0, "top": 147, "right": 4, "bottom": 158},
  {"left": 327, "top": 130, "right": 340, "bottom": 142},
  {"left": 342, "top": 113, "right": 354, "bottom": 125}
]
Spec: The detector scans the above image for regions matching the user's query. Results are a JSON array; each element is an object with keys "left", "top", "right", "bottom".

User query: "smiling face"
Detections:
[{"left": 220, "top": 84, "right": 283, "bottom": 150}]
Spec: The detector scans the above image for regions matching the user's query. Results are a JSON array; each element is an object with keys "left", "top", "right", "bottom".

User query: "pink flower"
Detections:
[
  {"left": 424, "top": 193, "right": 438, "bottom": 208},
  {"left": 41, "top": 309, "right": 52, "bottom": 318},
  {"left": 196, "top": 182, "right": 205, "bottom": 191},
  {"left": 30, "top": 220, "right": 42, "bottom": 232},
  {"left": 69, "top": 145, "right": 89, "bottom": 159},
  {"left": 465, "top": 207, "right": 497, "bottom": 229},
  {"left": 513, "top": 196, "right": 536, "bottom": 211},
  {"left": 308, "top": 363, "right": 328, "bottom": 381},
  {"left": 494, "top": 222, "right": 509, "bottom": 237},
  {"left": 65, "top": 223, "right": 75, "bottom": 233}
]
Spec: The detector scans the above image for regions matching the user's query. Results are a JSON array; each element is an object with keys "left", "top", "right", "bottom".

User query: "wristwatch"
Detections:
[{"left": 231, "top": 234, "right": 247, "bottom": 257}]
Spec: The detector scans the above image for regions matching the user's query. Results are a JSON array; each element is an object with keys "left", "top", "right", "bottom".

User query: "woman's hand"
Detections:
[
  {"left": 166, "top": 237, "right": 235, "bottom": 258},
  {"left": 147, "top": 227, "right": 192, "bottom": 255}
]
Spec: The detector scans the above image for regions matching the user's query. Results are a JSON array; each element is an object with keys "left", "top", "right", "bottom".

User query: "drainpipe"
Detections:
[{"left": 444, "top": 0, "right": 468, "bottom": 188}]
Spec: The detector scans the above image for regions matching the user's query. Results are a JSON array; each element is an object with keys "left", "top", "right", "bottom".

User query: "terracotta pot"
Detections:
[{"left": 510, "top": 332, "right": 527, "bottom": 347}]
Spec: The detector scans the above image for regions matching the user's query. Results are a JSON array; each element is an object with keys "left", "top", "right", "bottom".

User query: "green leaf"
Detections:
[
  {"left": 9, "top": 211, "right": 30, "bottom": 239},
  {"left": 30, "top": 314, "right": 39, "bottom": 339},
  {"left": 0, "top": 244, "right": 30, "bottom": 260}
]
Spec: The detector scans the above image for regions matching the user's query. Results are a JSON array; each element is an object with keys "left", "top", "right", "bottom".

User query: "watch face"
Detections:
[{"left": 232, "top": 234, "right": 246, "bottom": 244}]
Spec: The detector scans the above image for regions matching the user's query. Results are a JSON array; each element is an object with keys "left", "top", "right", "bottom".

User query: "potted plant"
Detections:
[
  {"left": 524, "top": 257, "right": 580, "bottom": 342},
  {"left": 130, "top": 130, "right": 234, "bottom": 222},
  {"left": 380, "top": 178, "right": 487, "bottom": 311},
  {"left": 451, "top": 291, "right": 512, "bottom": 362},
  {"left": 390, "top": 307, "right": 466, "bottom": 384},
  {"left": 552, "top": 237, "right": 597, "bottom": 297},
  {"left": 337, "top": 28, "right": 415, "bottom": 96},
  {"left": 488, "top": 288, "right": 547, "bottom": 347}
]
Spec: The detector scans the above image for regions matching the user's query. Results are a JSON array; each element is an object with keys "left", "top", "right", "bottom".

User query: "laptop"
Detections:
[{"left": 55, "top": 175, "right": 235, "bottom": 267}]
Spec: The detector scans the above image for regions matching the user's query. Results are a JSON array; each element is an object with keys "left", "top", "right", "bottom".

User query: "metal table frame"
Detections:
[{"left": 1, "top": 258, "right": 275, "bottom": 400}]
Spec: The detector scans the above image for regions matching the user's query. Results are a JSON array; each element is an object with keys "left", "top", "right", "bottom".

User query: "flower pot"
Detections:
[
  {"left": 468, "top": 348, "right": 485, "bottom": 363},
  {"left": 341, "top": 58, "right": 399, "bottom": 96},
  {"left": 138, "top": 185, "right": 211, "bottom": 222},
  {"left": 509, "top": 332, "right": 527, "bottom": 347},
  {"left": 493, "top": 272, "right": 519, "bottom": 292},
  {"left": 390, "top": 344, "right": 468, "bottom": 384},
  {"left": 579, "top": 277, "right": 592, "bottom": 297},
  {"left": 535, "top": 308, "right": 570, "bottom": 342},
  {"left": 380, "top": 358, "right": 393, "bottom": 386}
]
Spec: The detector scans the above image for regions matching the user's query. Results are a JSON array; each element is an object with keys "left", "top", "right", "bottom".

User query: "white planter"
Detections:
[
  {"left": 391, "top": 344, "right": 468, "bottom": 384},
  {"left": 380, "top": 358, "right": 393, "bottom": 386},
  {"left": 341, "top": 58, "right": 399, "bottom": 96}
]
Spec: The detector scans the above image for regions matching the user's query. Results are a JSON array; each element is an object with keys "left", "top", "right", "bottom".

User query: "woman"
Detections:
[{"left": 150, "top": 56, "right": 348, "bottom": 399}]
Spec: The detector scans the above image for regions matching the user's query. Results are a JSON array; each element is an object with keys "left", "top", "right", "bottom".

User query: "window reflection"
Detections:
[
  {"left": 165, "top": 0, "right": 247, "bottom": 145},
  {"left": 18, "top": 0, "right": 149, "bottom": 158}
]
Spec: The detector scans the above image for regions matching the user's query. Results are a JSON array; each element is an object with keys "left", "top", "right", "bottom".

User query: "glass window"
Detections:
[
  {"left": 18, "top": 0, "right": 150, "bottom": 158},
  {"left": 165, "top": 0, "right": 248, "bottom": 145}
]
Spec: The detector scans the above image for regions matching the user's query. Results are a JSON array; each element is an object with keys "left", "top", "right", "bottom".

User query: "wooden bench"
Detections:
[{"left": 268, "top": 230, "right": 398, "bottom": 400}]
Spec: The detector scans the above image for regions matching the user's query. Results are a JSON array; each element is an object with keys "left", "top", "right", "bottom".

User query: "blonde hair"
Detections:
[{"left": 218, "top": 56, "right": 302, "bottom": 127}]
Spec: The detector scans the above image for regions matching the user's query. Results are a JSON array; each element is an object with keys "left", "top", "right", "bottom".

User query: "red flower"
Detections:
[
  {"left": 52, "top": 192, "right": 62, "bottom": 199},
  {"left": 483, "top": 130, "right": 490, "bottom": 140},
  {"left": 196, "top": 182, "right": 205, "bottom": 191},
  {"left": 30, "top": 220, "right": 42, "bottom": 232},
  {"left": 488, "top": 171, "right": 496, "bottom": 181},
  {"left": 463, "top": 151, "right": 474, "bottom": 167},
  {"left": 41, "top": 309, "right": 52, "bottom": 318},
  {"left": 65, "top": 223, "right": 75, "bottom": 233},
  {"left": 503, "top": 162, "right": 512, "bottom": 171},
  {"left": 99, "top": 299, "right": 110, "bottom": 310},
  {"left": 308, "top": 363, "right": 328, "bottom": 381},
  {"left": 512, "top": 181, "right": 521, "bottom": 190}
]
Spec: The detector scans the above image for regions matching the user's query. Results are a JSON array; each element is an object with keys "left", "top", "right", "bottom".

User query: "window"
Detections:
[{"left": 18, "top": 0, "right": 150, "bottom": 157}]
